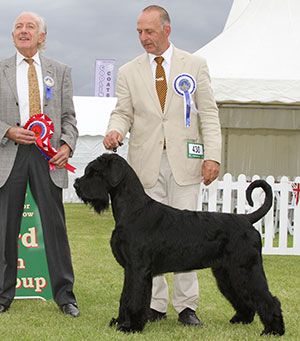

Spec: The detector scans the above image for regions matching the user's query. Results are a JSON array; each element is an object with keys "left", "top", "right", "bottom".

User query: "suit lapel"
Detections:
[
  {"left": 40, "top": 55, "right": 53, "bottom": 108},
  {"left": 136, "top": 54, "right": 162, "bottom": 114},
  {"left": 164, "top": 47, "right": 186, "bottom": 114},
  {"left": 3, "top": 55, "right": 18, "bottom": 102}
]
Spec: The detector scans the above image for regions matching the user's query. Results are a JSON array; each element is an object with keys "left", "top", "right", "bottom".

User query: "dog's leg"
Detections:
[
  {"left": 212, "top": 266, "right": 255, "bottom": 324},
  {"left": 243, "top": 264, "right": 285, "bottom": 336},
  {"left": 220, "top": 250, "right": 285, "bottom": 337},
  {"left": 259, "top": 295, "right": 285, "bottom": 336},
  {"left": 109, "top": 275, "right": 127, "bottom": 328},
  {"left": 116, "top": 267, "right": 152, "bottom": 333}
]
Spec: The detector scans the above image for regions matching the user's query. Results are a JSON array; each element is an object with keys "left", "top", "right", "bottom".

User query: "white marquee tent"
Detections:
[
  {"left": 195, "top": 0, "right": 300, "bottom": 178},
  {"left": 195, "top": 0, "right": 300, "bottom": 104}
]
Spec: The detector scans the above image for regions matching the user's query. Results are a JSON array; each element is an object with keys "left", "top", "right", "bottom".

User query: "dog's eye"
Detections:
[{"left": 90, "top": 168, "right": 102, "bottom": 176}]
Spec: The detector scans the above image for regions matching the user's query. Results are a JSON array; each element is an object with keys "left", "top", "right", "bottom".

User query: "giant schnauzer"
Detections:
[{"left": 74, "top": 153, "right": 284, "bottom": 336}]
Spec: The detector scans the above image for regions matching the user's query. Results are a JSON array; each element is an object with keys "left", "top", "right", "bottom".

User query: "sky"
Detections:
[{"left": 0, "top": 0, "right": 234, "bottom": 96}]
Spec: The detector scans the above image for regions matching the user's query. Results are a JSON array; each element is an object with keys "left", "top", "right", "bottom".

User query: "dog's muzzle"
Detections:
[{"left": 73, "top": 178, "right": 81, "bottom": 196}]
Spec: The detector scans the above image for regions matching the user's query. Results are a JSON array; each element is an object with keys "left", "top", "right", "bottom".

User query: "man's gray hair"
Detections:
[
  {"left": 142, "top": 5, "right": 171, "bottom": 27},
  {"left": 12, "top": 12, "right": 47, "bottom": 52}
]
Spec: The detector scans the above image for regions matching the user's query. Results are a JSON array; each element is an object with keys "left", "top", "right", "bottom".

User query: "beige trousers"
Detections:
[{"left": 145, "top": 151, "right": 200, "bottom": 314}]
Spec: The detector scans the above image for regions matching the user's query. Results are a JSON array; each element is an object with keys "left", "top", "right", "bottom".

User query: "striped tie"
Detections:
[
  {"left": 25, "top": 58, "right": 41, "bottom": 117},
  {"left": 155, "top": 56, "right": 167, "bottom": 112}
]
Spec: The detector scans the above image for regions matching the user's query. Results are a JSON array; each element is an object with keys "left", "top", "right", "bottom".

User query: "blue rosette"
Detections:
[
  {"left": 173, "top": 74, "right": 197, "bottom": 127},
  {"left": 44, "top": 76, "right": 54, "bottom": 100}
]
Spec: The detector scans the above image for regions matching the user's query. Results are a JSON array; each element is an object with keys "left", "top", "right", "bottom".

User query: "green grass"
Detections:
[{"left": 1, "top": 204, "right": 300, "bottom": 340}]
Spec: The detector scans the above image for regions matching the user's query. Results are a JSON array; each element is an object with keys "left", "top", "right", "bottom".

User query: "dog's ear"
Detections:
[{"left": 106, "top": 155, "right": 126, "bottom": 187}]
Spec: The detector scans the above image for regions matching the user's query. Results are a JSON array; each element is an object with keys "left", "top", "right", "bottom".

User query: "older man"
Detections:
[
  {"left": 104, "top": 6, "right": 221, "bottom": 326},
  {"left": 0, "top": 12, "right": 79, "bottom": 317}
]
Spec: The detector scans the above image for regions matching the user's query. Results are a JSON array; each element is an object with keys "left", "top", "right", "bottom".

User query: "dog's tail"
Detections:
[{"left": 245, "top": 180, "right": 273, "bottom": 224}]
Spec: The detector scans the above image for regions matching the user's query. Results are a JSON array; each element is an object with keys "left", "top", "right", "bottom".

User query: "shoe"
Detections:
[
  {"left": 60, "top": 303, "right": 80, "bottom": 317},
  {"left": 178, "top": 308, "right": 202, "bottom": 326},
  {"left": 0, "top": 304, "right": 9, "bottom": 313},
  {"left": 148, "top": 308, "right": 167, "bottom": 322}
]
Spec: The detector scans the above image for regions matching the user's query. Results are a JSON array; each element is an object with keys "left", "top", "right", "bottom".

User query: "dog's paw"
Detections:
[
  {"left": 109, "top": 317, "right": 118, "bottom": 327},
  {"left": 260, "top": 328, "right": 285, "bottom": 336},
  {"left": 116, "top": 324, "right": 139, "bottom": 333},
  {"left": 230, "top": 313, "right": 254, "bottom": 324}
]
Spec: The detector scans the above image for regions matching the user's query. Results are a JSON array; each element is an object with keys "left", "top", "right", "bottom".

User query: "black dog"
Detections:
[{"left": 74, "top": 153, "right": 284, "bottom": 336}]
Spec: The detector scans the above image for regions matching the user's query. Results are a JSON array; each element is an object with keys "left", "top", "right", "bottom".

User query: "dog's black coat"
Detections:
[{"left": 74, "top": 153, "right": 284, "bottom": 336}]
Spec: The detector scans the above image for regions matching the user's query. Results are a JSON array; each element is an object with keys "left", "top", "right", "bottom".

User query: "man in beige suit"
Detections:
[
  {"left": 0, "top": 12, "right": 79, "bottom": 317},
  {"left": 104, "top": 5, "right": 221, "bottom": 326}
]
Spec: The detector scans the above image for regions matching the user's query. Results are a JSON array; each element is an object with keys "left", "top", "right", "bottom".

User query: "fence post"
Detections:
[
  {"left": 207, "top": 180, "right": 218, "bottom": 212},
  {"left": 222, "top": 173, "right": 233, "bottom": 213},
  {"left": 236, "top": 174, "right": 248, "bottom": 214},
  {"left": 278, "top": 177, "right": 289, "bottom": 250},
  {"left": 292, "top": 177, "right": 300, "bottom": 255},
  {"left": 264, "top": 176, "right": 275, "bottom": 252}
]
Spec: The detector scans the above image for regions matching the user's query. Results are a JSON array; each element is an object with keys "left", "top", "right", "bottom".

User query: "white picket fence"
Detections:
[
  {"left": 64, "top": 173, "right": 300, "bottom": 256},
  {"left": 198, "top": 174, "right": 300, "bottom": 256}
]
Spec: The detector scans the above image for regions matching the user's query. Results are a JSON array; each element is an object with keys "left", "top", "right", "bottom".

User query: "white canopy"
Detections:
[
  {"left": 195, "top": 0, "right": 300, "bottom": 104},
  {"left": 73, "top": 96, "right": 117, "bottom": 136},
  {"left": 223, "top": 0, "right": 250, "bottom": 30}
]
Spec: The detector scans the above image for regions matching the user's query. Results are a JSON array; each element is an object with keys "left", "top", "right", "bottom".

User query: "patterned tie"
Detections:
[
  {"left": 155, "top": 56, "right": 167, "bottom": 112},
  {"left": 25, "top": 58, "right": 41, "bottom": 117}
]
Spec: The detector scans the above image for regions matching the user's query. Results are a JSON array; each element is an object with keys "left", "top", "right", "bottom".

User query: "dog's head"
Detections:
[{"left": 74, "top": 153, "right": 126, "bottom": 213}]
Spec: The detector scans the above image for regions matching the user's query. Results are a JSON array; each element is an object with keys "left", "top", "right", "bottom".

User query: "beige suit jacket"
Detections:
[
  {"left": 107, "top": 46, "right": 221, "bottom": 188},
  {"left": 0, "top": 54, "right": 78, "bottom": 188}
]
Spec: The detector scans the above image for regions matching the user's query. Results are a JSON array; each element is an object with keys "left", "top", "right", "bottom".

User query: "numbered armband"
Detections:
[{"left": 187, "top": 142, "right": 204, "bottom": 159}]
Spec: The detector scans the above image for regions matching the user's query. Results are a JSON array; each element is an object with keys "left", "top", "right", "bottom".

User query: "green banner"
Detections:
[{"left": 15, "top": 184, "right": 53, "bottom": 300}]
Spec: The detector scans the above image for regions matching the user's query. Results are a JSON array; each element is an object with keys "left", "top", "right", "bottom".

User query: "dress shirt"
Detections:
[
  {"left": 149, "top": 43, "right": 173, "bottom": 86},
  {"left": 16, "top": 51, "right": 44, "bottom": 126}
]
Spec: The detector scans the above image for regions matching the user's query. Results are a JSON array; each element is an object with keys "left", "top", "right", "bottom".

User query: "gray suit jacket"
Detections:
[
  {"left": 0, "top": 54, "right": 78, "bottom": 188},
  {"left": 107, "top": 46, "right": 222, "bottom": 188}
]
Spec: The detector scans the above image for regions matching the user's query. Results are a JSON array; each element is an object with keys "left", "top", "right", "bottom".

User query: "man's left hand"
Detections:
[
  {"left": 49, "top": 144, "right": 71, "bottom": 168},
  {"left": 201, "top": 160, "right": 220, "bottom": 186}
]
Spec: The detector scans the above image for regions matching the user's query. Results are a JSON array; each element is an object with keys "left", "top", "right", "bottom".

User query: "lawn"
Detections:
[{"left": 1, "top": 203, "right": 299, "bottom": 340}]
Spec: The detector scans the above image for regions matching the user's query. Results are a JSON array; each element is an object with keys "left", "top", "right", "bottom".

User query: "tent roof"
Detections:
[
  {"left": 195, "top": 0, "right": 300, "bottom": 104},
  {"left": 223, "top": 0, "right": 250, "bottom": 30}
]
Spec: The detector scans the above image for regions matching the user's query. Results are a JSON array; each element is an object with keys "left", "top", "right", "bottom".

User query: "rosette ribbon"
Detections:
[
  {"left": 46, "top": 86, "right": 52, "bottom": 100},
  {"left": 174, "top": 74, "right": 198, "bottom": 127},
  {"left": 44, "top": 76, "right": 54, "bottom": 100},
  {"left": 24, "top": 114, "right": 76, "bottom": 173}
]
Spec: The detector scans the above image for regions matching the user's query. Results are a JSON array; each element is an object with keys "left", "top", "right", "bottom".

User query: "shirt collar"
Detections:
[
  {"left": 16, "top": 50, "right": 41, "bottom": 66},
  {"left": 148, "top": 43, "right": 173, "bottom": 65}
]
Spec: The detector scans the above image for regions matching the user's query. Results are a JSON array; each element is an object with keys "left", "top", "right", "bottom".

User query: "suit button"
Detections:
[
  {"left": 15, "top": 142, "right": 18, "bottom": 146},
  {"left": 16, "top": 123, "right": 20, "bottom": 126}
]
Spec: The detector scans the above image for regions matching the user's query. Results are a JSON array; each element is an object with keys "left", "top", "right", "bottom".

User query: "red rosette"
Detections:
[
  {"left": 24, "top": 114, "right": 76, "bottom": 173},
  {"left": 24, "top": 114, "right": 54, "bottom": 141}
]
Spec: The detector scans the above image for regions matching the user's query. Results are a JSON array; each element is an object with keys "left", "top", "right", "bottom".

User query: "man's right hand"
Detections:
[
  {"left": 5, "top": 127, "right": 36, "bottom": 145},
  {"left": 103, "top": 130, "right": 123, "bottom": 150}
]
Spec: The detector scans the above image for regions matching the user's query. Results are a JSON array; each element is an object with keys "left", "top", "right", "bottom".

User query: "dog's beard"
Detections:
[
  {"left": 77, "top": 189, "right": 110, "bottom": 214},
  {"left": 88, "top": 193, "right": 110, "bottom": 214}
]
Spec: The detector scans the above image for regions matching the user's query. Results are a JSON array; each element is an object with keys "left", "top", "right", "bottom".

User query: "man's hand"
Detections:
[
  {"left": 201, "top": 160, "right": 220, "bottom": 186},
  {"left": 103, "top": 130, "right": 123, "bottom": 150},
  {"left": 5, "top": 126, "right": 36, "bottom": 145},
  {"left": 49, "top": 144, "right": 71, "bottom": 169}
]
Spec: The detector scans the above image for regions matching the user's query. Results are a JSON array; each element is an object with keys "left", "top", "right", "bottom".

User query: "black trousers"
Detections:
[{"left": 0, "top": 144, "right": 76, "bottom": 307}]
